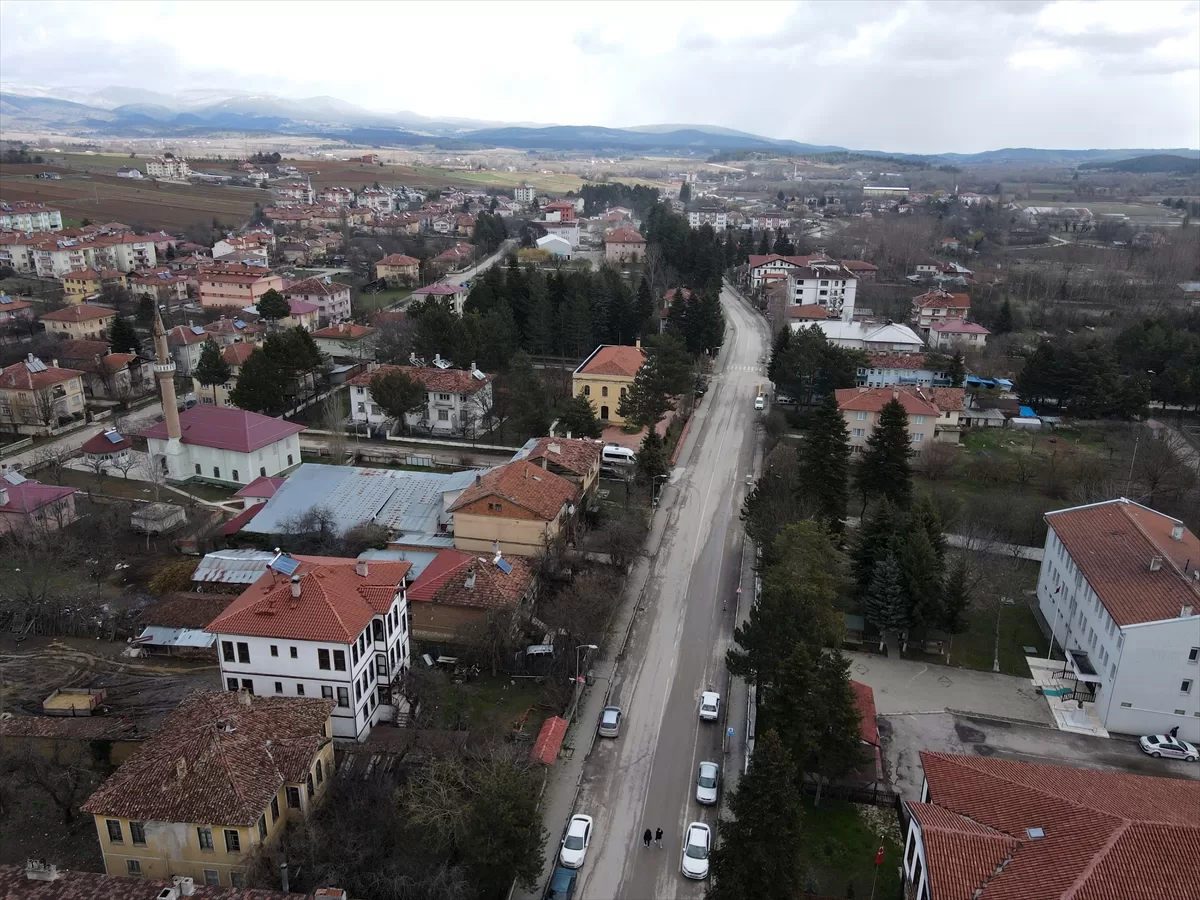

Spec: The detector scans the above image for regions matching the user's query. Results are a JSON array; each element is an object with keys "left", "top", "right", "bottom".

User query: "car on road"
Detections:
[
  {"left": 699, "top": 691, "right": 721, "bottom": 721},
  {"left": 696, "top": 761, "right": 720, "bottom": 804},
  {"left": 753, "top": 395, "right": 765, "bottom": 410},
  {"left": 680, "top": 822, "right": 711, "bottom": 879},
  {"left": 544, "top": 865, "right": 577, "bottom": 899},
  {"left": 559, "top": 814, "right": 593, "bottom": 868},
  {"left": 1139, "top": 734, "right": 1198, "bottom": 761},
  {"left": 598, "top": 705, "right": 621, "bottom": 738}
]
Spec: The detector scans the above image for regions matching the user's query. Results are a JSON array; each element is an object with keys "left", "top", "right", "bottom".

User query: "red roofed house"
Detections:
[
  {"left": 80, "top": 690, "right": 335, "bottom": 886},
  {"left": 516, "top": 436, "right": 603, "bottom": 496},
  {"left": 165, "top": 323, "right": 209, "bottom": 376},
  {"left": 0, "top": 355, "right": 87, "bottom": 435},
  {"left": 410, "top": 282, "right": 468, "bottom": 315},
  {"left": 141, "top": 405, "right": 303, "bottom": 488},
  {"left": 53, "top": 339, "right": 152, "bottom": 402},
  {"left": 572, "top": 341, "right": 647, "bottom": 424},
  {"left": 604, "top": 227, "right": 646, "bottom": 263},
  {"left": 927, "top": 319, "right": 990, "bottom": 350},
  {"left": 0, "top": 472, "right": 78, "bottom": 535},
  {"left": 206, "top": 554, "right": 412, "bottom": 740},
  {"left": 432, "top": 242, "right": 475, "bottom": 270},
  {"left": 191, "top": 341, "right": 255, "bottom": 408},
  {"left": 80, "top": 427, "right": 134, "bottom": 473},
  {"left": 1035, "top": 499, "right": 1200, "bottom": 742},
  {"left": 902, "top": 751, "right": 1200, "bottom": 900},
  {"left": 374, "top": 253, "right": 419, "bottom": 283},
  {"left": 408, "top": 548, "right": 537, "bottom": 643},
  {"left": 744, "top": 252, "right": 830, "bottom": 290},
  {"left": 911, "top": 289, "right": 971, "bottom": 334},
  {"left": 448, "top": 460, "right": 583, "bottom": 556},
  {"left": 197, "top": 265, "right": 284, "bottom": 310},
  {"left": 283, "top": 276, "right": 351, "bottom": 325},
  {"left": 835, "top": 385, "right": 966, "bottom": 451},
  {"left": 0, "top": 294, "right": 36, "bottom": 326},
  {"left": 39, "top": 303, "right": 115, "bottom": 340},
  {"left": 347, "top": 362, "right": 494, "bottom": 437},
  {"left": 857, "top": 352, "right": 955, "bottom": 389},
  {"left": 313, "top": 321, "right": 377, "bottom": 362}
]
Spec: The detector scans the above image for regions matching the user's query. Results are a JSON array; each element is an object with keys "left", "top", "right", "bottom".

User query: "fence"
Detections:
[
  {"left": 0, "top": 436, "right": 34, "bottom": 459},
  {"left": 798, "top": 775, "right": 899, "bottom": 808}
]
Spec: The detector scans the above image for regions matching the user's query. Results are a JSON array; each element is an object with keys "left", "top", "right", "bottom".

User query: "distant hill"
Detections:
[{"left": 1077, "top": 154, "right": 1200, "bottom": 174}]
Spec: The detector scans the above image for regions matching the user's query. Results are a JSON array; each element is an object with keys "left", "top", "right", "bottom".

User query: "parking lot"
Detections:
[{"left": 881, "top": 711, "right": 1200, "bottom": 799}]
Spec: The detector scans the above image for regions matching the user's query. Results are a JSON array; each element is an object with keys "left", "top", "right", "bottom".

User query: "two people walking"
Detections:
[{"left": 642, "top": 827, "right": 663, "bottom": 848}]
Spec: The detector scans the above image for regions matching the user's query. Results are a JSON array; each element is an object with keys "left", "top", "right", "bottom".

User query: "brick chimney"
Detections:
[
  {"left": 290, "top": 574, "right": 302, "bottom": 598},
  {"left": 355, "top": 560, "right": 369, "bottom": 577}
]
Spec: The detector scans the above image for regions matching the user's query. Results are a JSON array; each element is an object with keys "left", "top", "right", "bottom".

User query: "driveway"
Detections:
[
  {"left": 881, "top": 711, "right": 1200, "bottom": 800},
  {"left": 846, "top": 651, "right": 1052, "bottom": 723}
]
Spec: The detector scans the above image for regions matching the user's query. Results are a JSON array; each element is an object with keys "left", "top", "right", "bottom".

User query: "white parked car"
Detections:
[
  {"left": 1139, "top": 734, "right": 1198, "bottom": 761},
  {"left": 696, "top": 761, "right": 720, "bottom": 805},
  {"left": 680, "top": 822, "right": 711, "bottom": 880},
  {"left": 753, "top": 395, "right": 765, "bottom": 410},
  {"left": 699, "top": 691, "right": 721, "bottom": 722},
  {"left": 559, "top": 814, "right": 593, "bottom": 869}
]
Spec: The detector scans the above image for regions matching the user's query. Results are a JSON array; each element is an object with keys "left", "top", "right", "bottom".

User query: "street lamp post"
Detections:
[
  {"left": 574, "top": 644, "right": 598, "bottom": 686},
  {"left": 652, "top": 473, "right": 669, "bottom": 506}
]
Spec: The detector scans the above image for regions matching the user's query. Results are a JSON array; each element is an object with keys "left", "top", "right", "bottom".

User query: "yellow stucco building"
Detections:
[
  {"left": 82, "top": 691, "right": 334, "bottom": 890},
  {"left": 572, "top": 342, "right": 646, "bottom": 425}
]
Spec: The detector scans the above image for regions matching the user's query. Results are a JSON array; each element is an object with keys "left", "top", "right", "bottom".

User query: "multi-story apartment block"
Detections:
[
  {"left": 205, "top": 553, "right": 413, "bottom": 741},
  {"left": 0, "top": 201, "right": 63, "bottom": 232},
  {"left": 144, "top": 156, "right": 191, "bottom": 179},
  {"left": 283, "top": 277, "right": 351, "bottom": 325},
  {"left": 348, "top": 362, "right": 494, "bottom": 436},
  {"left": 1036, "top": 498, "right": 1200, "bottom": 742},
  {"left": 198, "top": 265, "right": 284, "bottom": 309},
  {"left": 272, "top": 180, "right": 315, "bottom": 207},
  {"left": 514, "top": 184, "right": 536, "bottom": 204},
  {"left": 856, "top": 352, "right": 954, "bottom": 389},
  {"left": 0, "top": 232, "right": 37, "bottom": 273},
  {"left": 316, "top": 186, "right": 355, "bottom": 207},
  {"left": 687, "top": 208, "right": 727, "bottom": 229},
  {"left": 786, "top": 262, "right": 858, "bottom": 321},
  {"left": 355, "top": 188, "right": 394, "bottom": 213},
  {"left": 911, "top": 289, "right": 971, "bottom": 333}
]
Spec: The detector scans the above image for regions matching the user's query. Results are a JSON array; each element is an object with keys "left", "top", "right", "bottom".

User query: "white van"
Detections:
[
  {"left": 754, "top": 395, "right": 765, "bottom": 410},
  {"left": 601, "top": 444, "right": 636, "bottom": 467}
]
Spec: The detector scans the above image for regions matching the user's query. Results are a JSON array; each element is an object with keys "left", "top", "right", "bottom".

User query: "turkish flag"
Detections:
[{"left": 875, "top": 844, "right": 885, "bottom": 866}]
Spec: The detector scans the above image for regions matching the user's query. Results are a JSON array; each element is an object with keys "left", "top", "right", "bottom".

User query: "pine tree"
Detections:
[
  {"left": 899, "top": 527, "right": 943, "bottom": 628},
  {"left": 633, "top": 277, "right": 655, "bottom": 338},
  {"left": 194, "top": 338, "right": 231, "bottom": 406},
  {"left": 852, "top": 498, "right": 902, "bottom": 600},
  {"left": 369, "top": 368, "right": 426, "bottom": 434},
  {"left": 854, "top": 398, "right": 913, "bottom": 510},
  {"left": 635, "top": 428, "right": 668, "bottom": 486},
  {"left": 798, "top": 393, "right": 850, "bottom": 532},
  {"left": 806, "top": 650, "right": 866, "bottom": 806},
  {"left": 767, "top": 327, "right": 791, "bottom": 384},
  {"left": 556, "top": 394, "right": 602, "bottom": 439},
  {"left": 947, "top": 349, "right": 967, "bottom": 387},
  {"left": 136, "top": 296, "right": 156, "bottom": 326},
  {"left": 939, "top": 556, "right": 971, "bottom": 634},
  {"left": 679, "top": 182, "right": 692, "bottom": 205},
  {"left": 256, "top": 288, "right": 290, "bottom": 328},
  {"left": 107, "top": 315, "right": 139, "bottom": 354},
  {"left": 707, "top": 730, "right": 805, "bottom": 900},
  {"left": 908, "top": 496, "right": 947, "bottom": 569},
  {"left": 505, "top": 350, "right": 552, "bottom": 439},
  {"left": 864, "top": 553, "right": 910, "bottom": 637},
  {"left": 994, "top": 298, "right": 1014, "bottom": 334},
  {"left": 228, "top": 349, "right": 288, "bottom": 414},
  {"left": 757, "top": 232, "right": 770, "bottom": 255}
]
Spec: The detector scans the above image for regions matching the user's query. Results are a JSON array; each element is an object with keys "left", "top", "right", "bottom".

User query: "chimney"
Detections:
[
  {"left": 172, "top": 875, "right": 195, "bottom": 897},
  {"left": 355, "top": 559, "right": 369, "bottom": 577},
  {"left": 51, "top": 358, "right": 59, "bottom": 369},
  {"left": 0, "top": 487, "right": 8, "bottom": 508},
  {"left": 1150, "top": 556, "right": 1164, "bottom": 572},
  {"left": 475, "top": 473, "right": 482, "bottom": 486},
  {"left": 892, "top": 389, "right": 899, "bottom": 400},
  {"left": 25, "top": 860, "right": 60, "bottom": 882},
  {"left": 237, "top": 688, "right": 252, "bottom": 708},
  {"left": 279, "top": 862, "right": 289, "bottom": 893},
  {"left": 464, "top": 568, "right": 476, "bottom": 590},
  {"left": 635, "top": 338, "right": 642, "bottom": 349},
  {"left": 290, "top": 574, "right": 302, "bottom": 598},
  {"left": 155, "top": 889, "right": 180, "bottom": 900},
  {"left": 1172, "top": 522, "right": 1185, "bottom": 541},
  {"left": 175, "top": 756, "right": 187, "bottom": 780}
]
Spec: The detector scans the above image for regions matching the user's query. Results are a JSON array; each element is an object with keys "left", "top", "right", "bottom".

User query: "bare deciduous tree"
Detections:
[
  {"left": 10, "top": 743, "right": 102, "bottom": 824},
  {"left": 921, "top": 442, "right": 959, "bottom": 481}
]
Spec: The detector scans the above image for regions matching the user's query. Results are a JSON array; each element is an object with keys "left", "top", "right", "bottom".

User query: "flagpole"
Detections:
[
  {"left": 1046, "top": 603, "right": 1061, "bottom": 661},
  {"left": 870, "top": 838, "right": 884, "bottom": 900}
]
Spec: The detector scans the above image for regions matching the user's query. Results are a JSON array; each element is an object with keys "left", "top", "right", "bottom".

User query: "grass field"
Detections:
[
  {"left": 800, "top": 799, "right": 903, "bottom": 899},
  {"left": 354, "top": 288, "right": 410, "bottom": 315}
]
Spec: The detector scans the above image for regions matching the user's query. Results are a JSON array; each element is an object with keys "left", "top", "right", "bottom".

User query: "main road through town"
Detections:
[{"left": 573, "top": 285, "right": 768, "bottom": 899}]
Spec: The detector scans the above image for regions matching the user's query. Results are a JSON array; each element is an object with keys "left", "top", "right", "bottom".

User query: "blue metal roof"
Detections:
[{"left": 1019, "top": 405, "right": 1036, "bottom": 418}]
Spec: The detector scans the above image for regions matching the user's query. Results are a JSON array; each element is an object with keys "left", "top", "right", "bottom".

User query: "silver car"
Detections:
[
  {"left": 680, "top": 822, "right": 711, "bottom": 880},
  {"left": 695, "top": 761, "right": 720, "bottom": 805},
  {"left": 598, "top": 706, "right": 621, "bottom": 738},
  {"left": 1139, "top": 734, "right": 1198, "bottom": 761}
]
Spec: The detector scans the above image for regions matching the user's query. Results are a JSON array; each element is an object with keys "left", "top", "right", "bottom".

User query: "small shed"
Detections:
[
  {"left": 130, "top": 502, "right": 187, "bottom": 534},
  {"left": 530, "top": 715, "right": 568, "bottom": 766}
]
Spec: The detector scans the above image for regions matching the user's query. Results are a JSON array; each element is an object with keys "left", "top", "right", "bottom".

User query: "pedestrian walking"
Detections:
[
  {"left": 643, "top": 828, "right": 652, "bottom": 848},
  {"left": 1170, "top": 725, "right": 1180, "bottom": 739},
  {"left": 655, "top": 827, "right": 663, "bottom": 848}
]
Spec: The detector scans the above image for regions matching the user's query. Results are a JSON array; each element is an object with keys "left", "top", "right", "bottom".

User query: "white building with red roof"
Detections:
[
  {"left": 835, "top": 385, "right": 964, "bottom": 450},
  {"left": 408, "top": 548, "right": 536, "bottom": 643},
  {"left": 348, "top": 361, "right": 494, "bottom": 436},
  {"left": 410, "top": 282, "right": 468, "bottom": 315},
  {"left": 911, "top": 289, "right": 971, "bottom": 333},
  {"left": 141, "top": 405, "right": 303, "bottom": 488},
  {"left": 0, "top": 200, "right": 63, "bottom": 233},
  {"left": 604, "top": 227, "right": 646, "bottom": 263},
  {"left": 902, "top": 751, "right": 1200, "bottom": 900},
  {"left": 206, "top": 553, "right": 412, "bottom": 740},
  {"left": 927, "top": 319, "right": 990, "bottom": 350},
  {"left": 283, "top": 276, "right": 351, "bottom": 325},
  {"left": 1036, "top": 498, "right": 1200, "bottom": 741},
  {"left": 856, "top": 352, "right": 955, "bottom": 389}
]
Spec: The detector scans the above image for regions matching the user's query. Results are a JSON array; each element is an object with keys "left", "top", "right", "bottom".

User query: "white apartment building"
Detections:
[
  {"left": 348, "top": 361, "right": 494, "bottom": 436},
  {"left": 787, "top": 263, "right": 858, "bottom": 320},
  {"left": 688, "top": 209, "right": 728, "bottom": 229},
  {"left": 283, "top": 277, "right": 351, "bottom": 325},
  {"left": 0, "top": 201, "right": 64, "bottom": 232},
  {"left": 356, "top": 189, "right": 394, "bottom": 213},
  {"left": 145, "top": 157, "right": 192, "bottom": 179},
  {"left": 1036, "top": 499, "right": 1200, "bottom": 742},
  {"left": 206, "top": 553, "right": 413, "bottom": 741},
  {"left": 30, "top": 234, "right": 158, "bottom": 278},
  {"left": 273, "top": 181, "right": 315, "bottom": 207},
  {"left": 0, "top": 233, "right": 37, "bottom": 273},
  {"left": 317, "top": 186, "right": 355, "bottom": 207},
  {"left": 514, "top": 184, "right": 536, "bottom": 204},
  {"left": 856, "top": 352, "right": 953, "bottom": 388}
]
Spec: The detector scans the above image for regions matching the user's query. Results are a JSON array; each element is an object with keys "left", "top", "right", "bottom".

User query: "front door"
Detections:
[{"left": 600, "top": 405, "right": 609, "bottom": 420}]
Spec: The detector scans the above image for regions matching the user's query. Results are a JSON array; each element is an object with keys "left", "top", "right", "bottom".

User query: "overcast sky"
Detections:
[{"left": 1, "top": 0, "right": 1197, "bottom": 154}]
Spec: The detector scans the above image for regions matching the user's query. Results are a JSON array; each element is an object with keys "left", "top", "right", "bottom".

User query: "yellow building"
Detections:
[
  {"left": 61, "top": 267, "right": 101, "bottom": 302},
  {"left": 374, "top": 253, "right": 420, "bottom": 282},
  {"left": 448, "top": 459, "right": 582, "bottom": 557},
  {"left": 39, "top": 303, "right": 116, "bottom": 341},
  {"left": 572, "top": 342, "right": 646, "bottom": 424},
  {"left": 81, "top": 691, "right": 335, "bottom": 890}
]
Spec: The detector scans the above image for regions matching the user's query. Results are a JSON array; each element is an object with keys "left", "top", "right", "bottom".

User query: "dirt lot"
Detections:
[{"left": 0, "top": 163, "right": 263, "bottom": 230}]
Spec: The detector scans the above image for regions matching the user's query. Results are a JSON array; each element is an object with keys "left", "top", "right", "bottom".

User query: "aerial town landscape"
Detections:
[{"left": 1, "top": 2, "right": 1199, "bottom": 900}]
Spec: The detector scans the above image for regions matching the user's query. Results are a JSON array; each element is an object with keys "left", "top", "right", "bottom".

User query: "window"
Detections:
[
  {"left": 437, "top": 393, "right": 451, "bottom": 401},
  {"left": 275, "top": 681, "right": 283, "bottom": 694},
  {"left": 316, "top": 758, "right": 324, "bottom": 784},
  {"left": 198, "top": 827, "right": 214, "bottom": 850},
  {"left": 377, "top": 652, "right": 387, "bottom": 671},
  {"left": 321, "top": 685, "right": 333, "bottom": 700},
  {"left": 232, "top": 470, "right": 239, "bottom": 482},
  {"left": 286, "top": 786, "right": 301, "bottom": 809},
  {"left": 852, "top": 428, "right": 865, "bottom": 438},
  {"left": 333, "top": 650, "right": 346, "bottom": 671},
  {"left": 582, "top": 385, "right": 590, "bottom": 396},
  {"left": 1183, "top": 679, "right": 1194, "bottom": 694},
  {"left": 126, "top": 860, "right": 141, "bottom": 876},
  {"left": 287, "top": 454, "right": 293, "bottom": 465},
  {"left": 855, "top": 411, "right": 866, "bottom": 420},
  {"left": 230, "top": 873, "right": 246, "bottom": 888},
  {"left": 914, "top": 415, "right": 925, "bottom": 425},
  {"left": 260, "top": 466, "right": 267, "bottom": 477},
  {"left": 290, "top": 646, "right": 298, "bottom": 659},
  {"left": 270, "top": 645, "right": 278, "bottom": 657},
  {"left": 236, "top": 642, "right": 250, "bottom": 663},
  {"left": 227, "top": 677, "right": 238, "bottom": 691},
  {"left": 224, "top": 829, "right": 241, "bottom": 853},
  {"left": 130, "top": 821, "right": 146, "bottom": 845},
  {"left": 241, "top": 678, "right": 253, "bottom": 694},
  {"left": 601, "top": 386, "right": 608, "bottom": 397},
  {"left": 437, "top": 408, "right": 449, "bottom": 421},
  {"left": 106, "top": 820, "right": 123, "bottom": 843},
  {"left": 337, "top": 687, "right": 349, "bottom": 708},
  {"left": 296, "top": 684, "right": 305, "bottom": 695},
  {"left": 318, "top": 648, "right": 330, "bottom": 670},
  {"left": 203, "top": 870, "right": 220, "bottom": 886},
  {"left": 351, "top": 644, "right": 359, "bottom": 664},
  {"left": 271, "top": 796, "right": 280, "bottom": 822},
  {"left": 910, "top": 433, "right": 924, "bottom": 443},
  {"left": 195, "top": 463, "right": 202, "bottom": 475},
  {"left": 1190, "top": 647, "right": 1199, "bottom": 663},
  {"left": 222, "top": 641, "right": 235, "bottom": 662},
  {"left": 306, "top": 773, "right": 315, "bottom": 799},
  {"left": 213, "top": 466, "right": 220, "bottom": 479}
]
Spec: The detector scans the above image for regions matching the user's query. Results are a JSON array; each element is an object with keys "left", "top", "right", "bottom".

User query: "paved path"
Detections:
[{"left": 2, "top": 400, "right": 163, "bottom": 471}]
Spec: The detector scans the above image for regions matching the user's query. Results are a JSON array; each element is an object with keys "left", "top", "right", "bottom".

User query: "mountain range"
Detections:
[{"left": 1, "top": 84, "right": 1197, "bottom": 166}]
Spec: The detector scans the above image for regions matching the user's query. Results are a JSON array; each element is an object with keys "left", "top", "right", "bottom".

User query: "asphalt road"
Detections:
[{"left": 570, "top": 286, "right": 768, "bottom": 900}]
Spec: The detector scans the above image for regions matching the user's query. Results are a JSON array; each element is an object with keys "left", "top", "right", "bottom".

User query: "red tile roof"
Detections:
[
  {"left": 63, "top": 267, "right": 100, "bottom": 280},
  {"left": 913, "top": 289, "right": 971, "bottom": 309},
  {"left": 80, "top": 429, "right": 132, "bottom": 454},
  {"left": 378, "top": 253, "right": 419, "bottom": 266},
  {"left": 787, "top": 305, "right": 831, "bottom": 319},
  {"left": 910, "top": 751, "right": 1200, "bottom": 900},
  {"left": 841, "top": 259, "right": 879, "bottom": 273},
  {"left": 141, "top": 406, "right": 304, "bottom": 453},
  {"left": 348, "top": 363, "right": 492, "bottom": 394},
  {"left": 449, "top": 459, "right": 581, "bottom": 521},
  {"left": 531, "top": 715, "right": 568, "bottom": 765},
  {"left": 207, "top": 555, "right": 411, "bottom": 643},
  {"left": 167, "top": 324, "right": 207, "bottom": 345},
  {"left": 81, "top": 691, "right": 333, "bottom": 827},
  {"left": 313, "top": 322, "right": 375, "bottom": 340},
  {"left": 1045, "top": 499, "right": 1200, "bottom": 626},
  {"left": 604, "top": 227, "right": 645, "bottom": 244},
  {"left": 0, "top": 357, "right": 84, "bottom": 391},
  {"left": 522, "top": 437, "right": 602, "bottom": 478},
  {"left": 412, "top": 283, "right": 466, "bottom": 296},
  {"left": 40, "top": 303, "right": 115, "bottom": 322},
  {"left": 576, "top": 343, "right": 646, "bottom": 378},
  {"left": 408, "top": 548, "right": 534, "bottom": 610},
  {"left": 865, "top": 352, "right": 932, "bottom": 370},
  {"left": 222, "top": 342, "right": 255, "bottom": 366},
  {"left": 835, "top": 386, "right": 940, "bottom": 416},
  {"left": 285, "top": 277, "right": 349, "bottom": 297},
  {"left": 221, "top": 502, "right": 264, "bottom": 536},
  {"left": 931, "top": 319, "right": 991, "bottom": 335},
  {"left": 0, "top": 478, "right": 76, "bottom": 514},
  {"left": 850, "top": 680, "right": 878, "bottom": 746},
  {"left": 747, "top": 253, "right": 828, "bottom": 269},
  {"left": 235, "top": 474, "right": 286, "bottom": 499}
]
